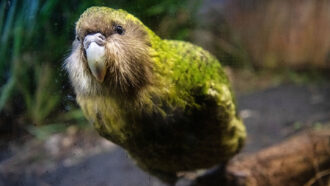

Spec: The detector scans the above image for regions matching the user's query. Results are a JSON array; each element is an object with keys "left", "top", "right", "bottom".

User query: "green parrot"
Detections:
[{"left": 65, "top": 6, "right": 246, "bottom": 185}]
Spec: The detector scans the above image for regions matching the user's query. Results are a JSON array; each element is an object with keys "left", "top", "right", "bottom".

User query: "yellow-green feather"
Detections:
[{"left": 76, "top": 6, "right": 246, "bottom": 183}]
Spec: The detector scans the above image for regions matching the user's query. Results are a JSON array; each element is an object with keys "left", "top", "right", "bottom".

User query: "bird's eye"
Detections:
[
  {"left": 76, "top": 36, "right": 80, "bottom": 41},
  {"left": 114, "top": 25, "right": 124, "bottom": 35}
]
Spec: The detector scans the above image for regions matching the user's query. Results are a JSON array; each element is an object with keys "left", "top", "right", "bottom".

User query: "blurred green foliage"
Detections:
[
  {"left": 0, "top": 0, "right": 200, "bottom": 129},
  {"left": 0, "top": 0, "right": 328, "bottom": 139}
]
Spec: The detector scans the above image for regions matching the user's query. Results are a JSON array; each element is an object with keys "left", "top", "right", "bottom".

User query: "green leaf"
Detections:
[
  {"left": 0, "top": 76, "right": 16, "bottom": 111},
  {"left": 27, "top": 123, "right": 68, "bottom": 140}
]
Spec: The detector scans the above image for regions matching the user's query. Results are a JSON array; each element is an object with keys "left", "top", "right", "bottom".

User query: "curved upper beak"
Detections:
[{"left": 83, "top": 33, "right": 107, "bottom": 83}]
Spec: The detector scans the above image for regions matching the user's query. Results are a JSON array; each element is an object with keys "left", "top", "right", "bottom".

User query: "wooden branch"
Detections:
[{"left": 191, "top": 130, "right": 330, "bottom": 186}]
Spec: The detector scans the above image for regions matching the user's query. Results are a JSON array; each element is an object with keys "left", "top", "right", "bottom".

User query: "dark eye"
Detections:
[
  {"left": 76, "top": 36, "right": 80, "bottom": 41},
  {"left": 114, "top": 25, "right": 124, "bottom": 35}
]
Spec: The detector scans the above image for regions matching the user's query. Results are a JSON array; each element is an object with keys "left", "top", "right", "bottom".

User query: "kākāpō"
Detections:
[{"left": 65, "top": 6, "right": 246, "bottom": 185}]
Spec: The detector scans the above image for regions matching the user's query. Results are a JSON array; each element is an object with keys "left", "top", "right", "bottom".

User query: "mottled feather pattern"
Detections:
[{"left": 66, "top": 6, "right": 246, "bottom": 184}]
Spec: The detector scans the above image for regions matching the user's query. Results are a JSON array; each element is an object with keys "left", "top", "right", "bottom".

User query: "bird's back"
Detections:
[{"left": 125, "top": 40, "right": 246, "bottom": 170}]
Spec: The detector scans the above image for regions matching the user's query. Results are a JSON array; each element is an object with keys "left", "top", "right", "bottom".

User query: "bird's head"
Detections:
[{"left": 65, "top": 7, "right": 156, "bottom": 97}]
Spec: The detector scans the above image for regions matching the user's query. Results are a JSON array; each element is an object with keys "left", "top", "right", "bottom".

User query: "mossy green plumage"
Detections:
[{"left": 70, "top": 6, "right": 246, "bottom": 184}]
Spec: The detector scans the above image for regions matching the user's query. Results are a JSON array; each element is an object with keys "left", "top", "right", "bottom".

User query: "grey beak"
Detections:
[{"left": 83, "top": 33, "right": 107, "bottom": 83}]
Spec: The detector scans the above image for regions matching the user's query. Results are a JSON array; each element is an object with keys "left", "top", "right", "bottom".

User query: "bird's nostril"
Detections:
[
  {"left": 97, "top": 34, "right": 106, "bottom": 40},
  {"left": 83, "top": 33, "right": 106, "bottom": 49}
]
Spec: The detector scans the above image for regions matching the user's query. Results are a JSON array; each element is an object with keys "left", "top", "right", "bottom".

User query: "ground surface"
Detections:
[{"left": 0, "top": 83, "right": 329, "bottom": 186}]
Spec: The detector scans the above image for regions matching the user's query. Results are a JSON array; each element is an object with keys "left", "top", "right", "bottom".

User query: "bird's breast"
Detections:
[{"left": 76, "top": 93, "right": 244, "bottom": 172}]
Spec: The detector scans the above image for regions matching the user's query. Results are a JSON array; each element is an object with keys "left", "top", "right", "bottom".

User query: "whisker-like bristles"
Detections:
[{"left": 66, "top": 16, "right": 153, "bottom": 98}]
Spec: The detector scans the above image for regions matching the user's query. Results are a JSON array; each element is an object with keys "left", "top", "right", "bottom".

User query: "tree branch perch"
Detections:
[{"left": 191, "top": 129, "right": 330, "bottom": 186}]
